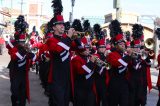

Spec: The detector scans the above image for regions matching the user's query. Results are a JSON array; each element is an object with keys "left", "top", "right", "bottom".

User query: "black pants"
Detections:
[
  {"left": 74, "top": 87, "right": 96, "bottom": 106},
  {"left": 129, "top": 76, "right": 145, "bottom": 106},
  {"left": 157, "top": 86, "right": 160, "bottom": 106},
  {"left": 0, "top": 44, "right": 3, "bottom": 55},
  {"left": 10, "top": 71, "right": 26, "bottom": 106},
  {"left": 48, "top": 82, "right": 70, "bottom": 106},
  {"left": 74, "top": 76, "right": 96, "bottom": 106},
  {"left": 39, "top": 62, "right": 50, "bottom": 89},
  {"left": 95, "top": 75, "right": 108, "bottom": 106},
  {"left": 108, "top": 76, "right": 129, "bottom": 106}
]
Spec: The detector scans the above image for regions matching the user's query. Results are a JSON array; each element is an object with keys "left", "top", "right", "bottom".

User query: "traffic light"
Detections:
[{"left": 155, "top": 28, "right": 160, "bottom": 40}]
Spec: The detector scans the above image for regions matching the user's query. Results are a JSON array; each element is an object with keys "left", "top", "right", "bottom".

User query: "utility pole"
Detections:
[
  {"left": 113, "top": 0, "right": 121, "bottom": 22},
  {"left": 70, "top": 0, "right": 75, "bottom": 23},
  {"left": 20, "top": 0, "right": 25, "bottom": 14}
]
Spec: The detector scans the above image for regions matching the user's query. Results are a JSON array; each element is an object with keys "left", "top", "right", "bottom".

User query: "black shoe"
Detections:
[{"left": 44, "top": 90, "right": 50, "bottom": 97}]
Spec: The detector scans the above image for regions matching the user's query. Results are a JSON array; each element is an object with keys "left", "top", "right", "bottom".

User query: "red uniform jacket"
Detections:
[
  {"left": 38, "top": 43, "right": 51, "bottom": 64},
  {"left": 71, "top": 55, "right": 96, "bottom": 97}
]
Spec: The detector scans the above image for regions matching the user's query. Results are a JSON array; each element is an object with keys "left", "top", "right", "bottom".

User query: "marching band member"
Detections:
[
  {"left": 29, "top": 26, "right": 40, "bottom": 47},
  {"left": 71, "top": 37, "right": 97, "bottom": 106},
  {"left": 129, "top": 24, "right": 152, "bottom": 106},
  {"left": 37, "top": 27, "right": 53, "bottom": 96},
  {"left": 46, "top": 1, "right": 84, "bottom": 105},
  {"left": 94, "top": 38, "right": 109, "bottom": 106},
  {"left": 129, "top": 39, "right": 144, "bottom": 106},
  {"left": 6, "top": 15, "right": 36, "bottom": 106},
  {"left": 125, "top": 31, "right": 131, "bottom": 49},
  {"left": 107, "top": 20, "right": 132, "bottom": 106}
]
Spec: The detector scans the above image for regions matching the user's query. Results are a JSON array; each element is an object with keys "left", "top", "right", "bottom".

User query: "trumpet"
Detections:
[
  {"left": 89, "top": 54, "right": 111, "bottom": 70},
  {"left": 30, "top": 47, "right": 38, "bottom": 54},
  {"left": 131, "top": 49, "right": 155, "bottom": 60},
  {"left": 71, "top": 31, "right": 85, "bottom": 39},
  {"left": 131, "top": 50, "right": 148, "bottom": 60}
]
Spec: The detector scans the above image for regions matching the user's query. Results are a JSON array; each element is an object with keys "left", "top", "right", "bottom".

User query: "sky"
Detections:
[{"left": 1, "top": 0, "right": 160, "bottom": 21}]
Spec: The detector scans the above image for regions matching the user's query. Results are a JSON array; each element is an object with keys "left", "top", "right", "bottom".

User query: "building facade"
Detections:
[{"left": 102, "top": 12, "right": 154, "bottom": 41}]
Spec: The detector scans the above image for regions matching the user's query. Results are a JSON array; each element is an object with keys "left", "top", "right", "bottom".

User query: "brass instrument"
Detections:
[
  {"left": 91, "top": 38, "right": 98, "bottom": 45},
  {"left": 131, "top": 38, "right": 155, "bottom": 59},
  {"left": 23, "top": 42, "right": 38, "bottom": 54},
  {"left": 71, "top": 31, "right": 85, "bottom": 39},
  {"left": 89, "top": 54, "right": 111, "bottom": 70},
  {"left": 144, "top": 38, "right": 155, "bottom": 50},
  {"left": 95, "top": 57, "right": 111, "bottom": 70},
  {"left": 131, "top": 50, "right": 148, "bottom": 60},
  {"left": 31, "top": 47, "right": 38, "bottom": 54},
  {"left": 144, "top": 38, "right": 155, "bottom": 57},
  {"left": 40, "top": 23, "right": 47, "bottom": 35}
]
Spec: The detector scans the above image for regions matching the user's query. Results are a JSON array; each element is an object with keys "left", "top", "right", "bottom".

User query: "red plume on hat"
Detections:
[{"left": 50, "top": 0, "right": 64, "bottom": 26}]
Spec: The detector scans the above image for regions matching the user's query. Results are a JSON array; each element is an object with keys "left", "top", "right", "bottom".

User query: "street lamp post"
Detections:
[
  {"left": 113, "top": 0, "right": 121, "bottom": 22},
  {"left": 20, "top": 0, "right": 25, "bottom": 14},
  {"left": 70, "top": 0, "right": 75, "bottom": 23}
]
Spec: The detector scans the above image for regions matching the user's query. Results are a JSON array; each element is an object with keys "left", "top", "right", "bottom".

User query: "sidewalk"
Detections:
[{"left": 151, "top": 68, "right": 159, "bottom": 89}]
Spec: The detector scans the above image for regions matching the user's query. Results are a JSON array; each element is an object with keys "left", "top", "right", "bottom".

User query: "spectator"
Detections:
[{"left": 0, "top": 36, "right": 5, "bottom": 55}]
